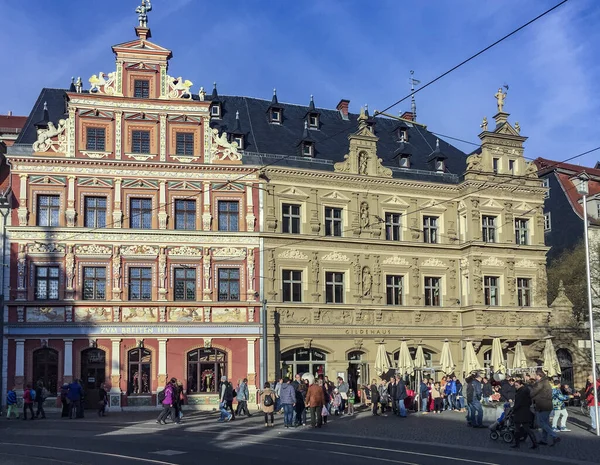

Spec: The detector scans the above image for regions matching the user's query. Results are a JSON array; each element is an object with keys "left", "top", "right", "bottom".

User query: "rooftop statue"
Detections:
[
  {"left": 136, "top": 0, "right": 152, "bottom": 28},
  {"left": 494, "top": 87, "right": 507, "bottom": 113}
]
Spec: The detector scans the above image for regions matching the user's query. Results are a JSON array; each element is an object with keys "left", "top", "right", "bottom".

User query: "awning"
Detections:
[
  {"left": 512, "top": 341, "right": 529, "bottom": 370},
  {"left": 414, "top": 345, "right": 427, "bottom": 370},
  {"left": 374, "top": 343, "right": 392, "bottom": 377}
]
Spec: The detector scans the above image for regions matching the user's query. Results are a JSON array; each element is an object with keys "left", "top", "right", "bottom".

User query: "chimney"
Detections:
[
  {"left": 7, "top": 111, "right": 12, "bottom": 116},
  {"left": 400, "top": 111, "right": 413, "bottom": 121},
  {"left": 336, "top": 99, "right": 350, "bottom": 120}
]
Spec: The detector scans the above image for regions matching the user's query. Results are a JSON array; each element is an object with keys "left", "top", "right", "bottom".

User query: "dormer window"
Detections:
[
  {"left": 302, "top": 142, "right": 313, "bottom": 157},
  {"left": 493, "top": 158, "right": 499, "bottom": 174},
  {"left": 270, "top": 109, "right": 281, "bottom": 123},
  {"left": 308, "top": 114, "right": 319, "bottom": 128},
  {"left": 398, "top": 128, "right": 408, "bottom": 142},
  {"left": 210, "top": 104, "right": 221, "bottom": 118},
  {"left": 399, "top": 156, "right": 410, "bottom": 168},
  {"left": 134, "top": 79, "right": 150, "bottom": 99},
  {"left": 233, "top": 135, "right": 244, "bottom": 150},
  {"left": 435, "top": 159, "right": 445, "bottom": 172}
]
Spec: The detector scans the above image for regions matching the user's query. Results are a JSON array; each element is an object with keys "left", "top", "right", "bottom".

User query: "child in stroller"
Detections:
[{"left": 489, "top": 402, "right": 516, "bottom": 443}]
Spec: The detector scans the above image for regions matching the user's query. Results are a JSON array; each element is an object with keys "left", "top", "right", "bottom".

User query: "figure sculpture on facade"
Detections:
[
  {"left": 112, "top": 247, "right": 122, "bottom": 288},
  {"left": 358, "top": 152, "right": 368, "bottom": 175},
  {"left": 480, "top": 117, "right": 488, "bottom": 132},
  {"left": 495, "top": 87, "right": 507, "bottom": 112},
  {"left": 362, "top": 267, "right": 373, "bottom": 297},
  {"left": 515, "top": 121, "right": 521, "bottom": 134},
  {"left": 136, "top": 0, "right": 152, "bottom": 28},
  {"left": 360, "top": 202, "right": 370, "bottom": 229}
]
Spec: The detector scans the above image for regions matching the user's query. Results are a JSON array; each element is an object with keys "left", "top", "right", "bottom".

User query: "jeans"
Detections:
[
  {"left": 283, "top": 403, "right": 294, "bottom": 426},
  {"left": 421, "top": 397, "right": 428, "bottom": 412},
  {"left": 471, "top": 401, "right": 483, "bottom": 426},
  {"left": 296, "top": 407, "right": 306, "bottom": 425},
  {"left": 398, "top": 399, "right": 407, "bottom": 417},
  {"left": 536, "top": 410, "right": 557, "bottom": 441},
  {"left": 551, "top": 408, "right": 568, "bottom": 429},
  {"left": 237, "top": 400, "right": 250, "bottom": 416},
  {"left": 591, "top": 406, "right": 598, "bottom": 430},
  {"left": 274, "top": 397, "right": 281, "bottom": 412},
  {"left": 219, "top": 402, "right": 231, "bottom": 420},
  {"left": 449, "top": 394, "right": 456, "bottom": 410},
  {"left": 158, "top": 404, "right": 175, "bottom": 423},
  {"left": 309, "top": 406, "right": 322, "bottom": 427}
]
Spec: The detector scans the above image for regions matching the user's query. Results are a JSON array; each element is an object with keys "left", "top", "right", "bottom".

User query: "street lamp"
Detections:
[
  {"left": 0, "top": 194, "right": 9, "bottom": 416},
  {"left": 575, "top": 172, "right": 600, "bottom": 436}
]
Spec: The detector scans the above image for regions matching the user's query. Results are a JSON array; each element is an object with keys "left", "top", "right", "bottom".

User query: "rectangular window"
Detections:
[
  {"left": 386, "top": 275, "right": 403, "bottom": 305},
  {"left": 544, "top": 212, "right": 551, "bottom": 231},
  {"left": 508, "top": 159, "right": 515, "bottom": 174},
  {"left": 175, "top": 132, "right": 194, "bottom": 155},
  {"left": 130, "top": 198, "right": 152, "bottom": 229},
  {"left": 134, "top": 79, "right": 150, "bottom": 99},
  {"left": 282, "top": 270, "right": 302, "bottom": 303},
  {"left": 37, "top": 195, "right": 60, "bottom": 227},
  {"left": 131, "top": 130, "right": 150, "bottom": 153},
  {"left": 86, "top": 127, "right": 106, "bottom": 151},
  {"left": 325, "top": 207, "right": 342, "bottom": 237},
  {"left": 218, "top": 268, "right": 240, "bottom": 301},
  {"left": 282, "top": 204, "right": 301, "bottom": 234},
  {"left": 542, "top": 178, "right": 550, "bottom": 199},
  {"left": 174, "top": 268, "right": 196, "bottom": 301},
  {"left": 385, "top": 212, "right": 402, "bottom": 241},
  {"left": 597, "top": 203, "right": 600, "bottom": 219},
  {"left": 423, "top": 216, "right": 438, "bottom": 244},
  {"left": 484, "top": 276, "right": 499, "bottom": 306},
  {"left": 129, "top": 267, "right": 152, "bottom": 300},
  {"left": 515, "top": 218, "right": 529, "bottom": 245},
  {"left": 302, "top": 143, "right": 313, "bottom": 156},
  {"left": 517, "top": 278, "right": 531, "bottom": 307},
  {"left": 84, "top": 196, "right": 107, "bottom": 228},
  {"left": 424, "top": 277, "right": 440, "bottom": 306},
  {"left": 83, "top": 267, "right": 106, "bottom": 300},
  {"left": 309, "top": 115, "right": 319, "bottom": 128},
  {"left": 35, "top": 266, "right": 60, "bottom": 300},
  {"left": 271, "top": 110, "right": 281, "bottom": 122},
  {"left": 325, "top": 272, "right": 344, "bottom": 304},
  {"left": 493, "top": 158, "right": 499, "bottom": 174},
  {"left": 211, "top": 105, "right": 221, "bottom": 117},
  {"left": 175, "top": 199, "right": 196, "bottom": 230},
  {"left": 482, "top": 215, "right": 497, "bottom": 243},
  {"left": 218, "top": 200, "right": 239, "bottom": 232}
]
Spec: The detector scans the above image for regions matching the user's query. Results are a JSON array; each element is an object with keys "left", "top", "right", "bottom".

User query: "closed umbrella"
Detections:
[
  {"left": 512, "top": 342, "right": 528, "bottom": 370},
  {"left": 491, "top": 338, "right": 506, "bottom": 374},
  {"left": 397, "top": 341, "right": 414, "bottom": 376},
  {"left": 374, "top": 343, "right": 392, "bottom": 376},
  {"left": 462, "top": 340, "right": 482, "bottom": 376},
  {"left": 439, "top": 340, "right": 455, "bottom": 375},
  {"left": 542, "top": 338, "right": 561, "bottom": 377},
  {"left": 414, "top": 345, "right": 426, "bottom": 370}
]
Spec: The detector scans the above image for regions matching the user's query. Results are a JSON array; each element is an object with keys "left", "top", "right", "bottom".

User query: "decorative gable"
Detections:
[
  {"left": 382, "top": 195, "right": 410, "bottom": 207},
  {"left": 168, "top": 181, "right": 203, "bottom": 191},
  {"left": 77, "top": 177, "right": 114, "bottom": 188},
  {"left": 420, "top": 199, "right": 447, "bottom": 211},
  {"left": 29, "top": 176, "right": 66, "bottom": 186},
  {"left": 122, "top": 178, "right": 159, "bottom": 189},
  {"left": 279, "top": 187, "right": 310, "bottom": 199},
  {"left": 321, "top": 190, "right": 351, "bottom": 202},
  {"left": 481, "top": 199, "right": 504, "bottom": 210}
]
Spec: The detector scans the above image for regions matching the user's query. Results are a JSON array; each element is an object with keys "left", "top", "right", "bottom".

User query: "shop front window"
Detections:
[
  {"left": 280, "top": 348, "right": 327, "bottom": 380},
  {"left": 187, "top": 348, "right": 227, "bottom": 394},
  {"left": 128, "top": 348, "right": 151, "bottom": 395},
  {"left": 33, "top": 348, "right": 58, "bottom": 395}
]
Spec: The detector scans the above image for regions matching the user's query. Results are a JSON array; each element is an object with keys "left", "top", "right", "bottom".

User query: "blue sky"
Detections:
[{"left": 1, "top": 0, "right": 599, "bottom": 165}]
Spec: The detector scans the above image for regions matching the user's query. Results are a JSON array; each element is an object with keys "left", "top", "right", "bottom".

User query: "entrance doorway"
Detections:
[
  {"left": 347, "top": 351, "right": 368, "bottom": 403},
  {"left": 81, "top": 348, "right": 106, "bottom": 409}
]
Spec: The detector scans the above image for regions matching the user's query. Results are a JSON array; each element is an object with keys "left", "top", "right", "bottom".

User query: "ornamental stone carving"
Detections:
[
  {"left": 168, "top": 308, "right": 201, "bottom": 322},
  {"left": 75, "top": 244, "right": 112, "bottom": 256},
  {"left": 212, "top": 247, "right": 246, "bottom": 258},
  {"left": 169, "top": 246, "right": 202, "bottom": 257},
  {"left": 278, "top": 249, "right": 309, "bottom": 260},
  {"left": 89, "top": 71, "right": 118, "bottom": 95},
  {"left": 421, "top": 257, "right": 445, "bottom": 267},
  {"left": 122, "top": 307, "right": 156, "bottom": 322},
  {"left": 75, "top": 307, "right": 112, "bottom": 322},
  {"left": 515, "top": 259, "right": 536, "bottom": 268},
  {"left": 482, "top": 256, "right": 505, "bottom": 267},
  {"left": 28, "top": 243, "right": 65, "bottom": 255},
  {"left": 121, "top": 244, "right": 159, "bottom": 256},
  {"left": 321, "top": 251, "right": 350, "bottom": 262},
  {"left": 383, "top": 256, "right": 409, "bottom": 266},
  {"left": 165, "top": 75, "right": 193, "bottom": 99},
  {"left": 33, "top": 119, "right": 69, "bottom": 153},
  {"left": 210, "top": 129, "right": 242, "bottom": 162}
]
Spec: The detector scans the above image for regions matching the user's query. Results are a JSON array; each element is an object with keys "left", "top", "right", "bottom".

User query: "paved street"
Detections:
[{"left": 0, "top": 406, "right": 597, "bottom": 465}]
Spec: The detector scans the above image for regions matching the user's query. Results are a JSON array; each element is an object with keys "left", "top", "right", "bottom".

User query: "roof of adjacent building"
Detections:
[
  {"left": 0, "top": 114, "right": 27, "bottom": 137},
  {"left": 535, "top": 157, "right": 600, "bottom": 225},
  {"left": 13, "top": 88, "right": 468, "bottom": 183}
]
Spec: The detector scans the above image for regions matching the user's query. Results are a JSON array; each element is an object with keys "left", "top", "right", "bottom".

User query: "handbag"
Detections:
[
  {"left": 321, "top": 405, "right": 329, "bottom": 416},
  {"left": 340, "top": 392, "right": 348, "bottom": 400}
]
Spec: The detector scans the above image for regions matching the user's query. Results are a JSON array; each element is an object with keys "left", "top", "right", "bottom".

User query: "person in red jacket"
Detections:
[
  {"left": 22, "top": 384, "right": 35, "bottom": 420},
  {"left": 584, "top": 375, "right": 600, "bottom": 432}
]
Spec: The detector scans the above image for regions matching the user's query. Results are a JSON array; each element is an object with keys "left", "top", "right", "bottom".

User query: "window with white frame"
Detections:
[
  {"left": 424, "top": 277, "right": 440, "bottom": 306},
  {"left": 386, "top": 275, "right": 403, "bottom": 305},
  {"left": 517, "top": 278, "right": 531, "bottom": 307},
  {"left": 282, "top": 204, "right": 301, "bottom": 234},
  {"left": 385, "top": 212, "right": 402, "bottom": 241},
  {"left": 282, "top": 270, "right": 302, "bottom": 302},
  {"left": 35, "top": 265, "right": 60, "bottom": 300},
  {"left": 484, "top": 276, "right": 499, "bottom": 306},
  {"left": 544, "top": 212, "right": 551, "bottom": 231},
  {"left": 37, "top": 195, "right": 60, "bottom": 227},
  {"left": 514, "top": 218, "right": 529, "bottom": 245},
  {"left": 482, "top": 215, "right": 496, "bottom": 243},
  {"left": 325, "top": 272, "right": 344, "bottom": 303},
  {"left": 325, "top": 207, "right": 342, "bottom": 237},
  {"left": 423, "top": 216, "right": 438, "bottom": 244},
  {"left": 542, "top": 178, "right": 550, "bottom": 199}
]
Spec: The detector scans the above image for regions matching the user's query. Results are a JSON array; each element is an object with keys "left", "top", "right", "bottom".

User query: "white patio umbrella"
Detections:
[
  {"left": 439, "top": 340, "right": 456, "bottom": 375},
  {"left": 491, "top": 338, "right": 506, "bottom": 374},
  {"left": 374, "top": 343, "right": 392, "bottom": 376},
  {"left": 542, "top": 338, "right": 561, "bottom": 377},
  {"left": 397, "top": 341, "right": 414, "bottom": 376},
  {"left": 414, "top": 345, "right": 426, "bottom": 370},
  {"left": 512, "top": 342, "right": 528, "bottom": 370},
  {"left": 462, "top": 340, "right": 482, "bottom": 376}
]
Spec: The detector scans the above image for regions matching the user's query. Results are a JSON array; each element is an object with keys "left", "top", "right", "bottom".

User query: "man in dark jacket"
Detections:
[
  {"left": 465, "top": 374, "right": 474, "bottom": 425},
  {"left": 530, "top": 369, "right": 559, "bottom": 446},
  {"left": 511, "top": 378, "right": 538, "bottom": 449},
  {"left": 500, "top": 378, "right": 516, "bottom": 402},
  {"left": 395, "top": 375, "right": 408, "bottom": 417},
  {"left": 419, "top": 379, "right": 429, "bottom": 413},
  {"left": 471, "top": 373, "right": 484, "bottom": 427},
  {"left": 388, "top": 377, "right": 398, "bottom": 415},
  {"left": 482, "top": 377, "right": 493, "bottom": 399}
]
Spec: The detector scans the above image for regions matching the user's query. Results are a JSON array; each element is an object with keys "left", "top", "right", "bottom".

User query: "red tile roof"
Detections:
[{"left": 0, "top": 115, "right": 27, "bottom": 130}]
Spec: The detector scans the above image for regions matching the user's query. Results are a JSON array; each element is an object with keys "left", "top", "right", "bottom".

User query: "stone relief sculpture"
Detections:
[
  {"left": 360, "top": 202, "right": 370, "bottom": 229},
  {"left": 89, "top": 72, "right": 117, "bottom": 95},
  {"left": 210, "top": 129, "right": 242, "bottom": 162},
  {"left": 65, "top": 245, "right": 75, "bottom": 291},
  {"left": 358, "top": 152, "right": 368, "bottom": 175},
  {"left": 166, "top": 75, "right": 193, "bottom": 99},
  {"left": 112, "top": 247, "right": 122, "bottom": 289},
  {"left": 480, "top": 117, "right": 488, "bottom": 131},
  {"left": 362, "top": 266, "right": 372, "bottom": 297},
  {"left": 33, "top": 118, "right": 69, "bottom": 153}
]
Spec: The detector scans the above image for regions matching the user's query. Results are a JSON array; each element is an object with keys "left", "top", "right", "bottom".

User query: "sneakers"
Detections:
[
  {"left": 559, "top": 427, "right": 571, "bottom": 432},
  {"left": 552, "top": 428, "right": 559, "bottom": 433},
  {"left": 226, "top": 415, "right": 233, "bottom": 422}
]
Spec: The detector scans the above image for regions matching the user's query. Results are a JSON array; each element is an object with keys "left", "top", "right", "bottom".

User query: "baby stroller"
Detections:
[{"left": 489, "top": 407, "right": 516, "bottom": 443}]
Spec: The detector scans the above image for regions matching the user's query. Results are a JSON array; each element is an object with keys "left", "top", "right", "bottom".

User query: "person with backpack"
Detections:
[
  {"left": 6, "top": 386, "right": 18, "bottom": 419},
  {"left": 260, "top": 382, "right": 275, "bottom": 427},
  {"left": 35, "top": 381, "right": 47, "bottom": 419},
  {"left": 22, "top": 384, "right": 35, "bottom": 420},
  {"left": 67, "top": 379, "right": 83, "bottom": 419},
  {"left": 156, "top": 378, "right": 179, "bottom": 425}
]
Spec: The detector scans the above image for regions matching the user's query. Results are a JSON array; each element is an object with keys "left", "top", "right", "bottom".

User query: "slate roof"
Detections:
[{"left": 13, "top": 88, "right": 468, "bottom": 184}]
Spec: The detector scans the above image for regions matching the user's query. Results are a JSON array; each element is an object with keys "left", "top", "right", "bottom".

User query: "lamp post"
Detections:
[
  {"left": 0, "top": 195, "right": 9, "bottom": 416},
  {"left": 575, "top": 172, "right": 600, "bottom": 436}
]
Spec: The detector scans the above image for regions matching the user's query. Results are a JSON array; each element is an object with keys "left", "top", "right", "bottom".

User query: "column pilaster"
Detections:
[
  {"left": 15, "top": 339, "right": 25, "bottom": 389},
  {"left": 113, "top": 178, "right": 123, "bottom": 228},
  {"left": 65, "top": 175, "right": 77, "bottom": 227},
  {"left": 17, "top": 174, "right": 28, "bottom": 226},
  {"left": 158, "top": 180, "right": 167, "bottom": 229},
  {"left": 246, "top": 184, "right": 255, "bottom": 232},
  {"left": 64, "top": 339, "right": 73, "bottom": 384},
  {"left": 158, "top": 338, "right": 168, "bottom": 387},
  {"left": 202, "top": 181, "right": 212, "bottom": 231}
]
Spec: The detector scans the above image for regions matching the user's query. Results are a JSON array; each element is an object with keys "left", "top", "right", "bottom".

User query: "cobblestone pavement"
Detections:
[{"left": 0, "top": 406, "right": 596, "bottom": 464}]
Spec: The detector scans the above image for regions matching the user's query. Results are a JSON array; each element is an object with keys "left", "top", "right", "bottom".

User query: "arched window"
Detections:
[
  {"left": 557, "top": 349, "right": 573, "bottom": 387},
  {"left": 483, "top": 349, "right": 492, "bottom": 369},
  {"left": 33, "top": 348, "right": 58, "bottom": 395},
  {"left": 393, "top": 347, "right": 434, "bottom": 368},
  {"left": 187, "top": 348, "right": 227, "bottom": 394},
  {"left": 127, "top": 348, "right": 151, "bottom": 395},
  {"left": 281, "top": 348, "right": 327, "bottom": 380}
]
